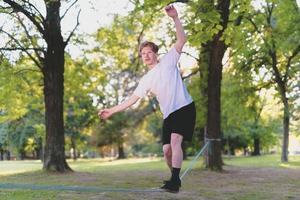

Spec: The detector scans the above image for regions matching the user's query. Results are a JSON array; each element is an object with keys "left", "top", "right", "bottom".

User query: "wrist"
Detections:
[
  {"left": 110, "top": 107, "right": 117, "bottom": 114},
  {"left": 172, "top": 16, "right": 179, "bottom": 21}
]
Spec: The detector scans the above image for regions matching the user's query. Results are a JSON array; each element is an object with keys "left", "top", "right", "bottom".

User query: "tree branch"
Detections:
[
  {"left": 265, "top": 2, "right": 274, "bottom": 25},
  {"left": 64, "top": 9, "right": 81, "bottom": 47},
  {"left": 3, "top": 0, "right": 45, "bottom": 36},
  {"left": 14, "top": 68, "right": 41, "bottom": 76},
  {"left": 182, "top": 51, "right": 200, "bottom": 62},
  {"left": 0, "top": 29, "right": 42, "bottom": 69},
  {"left": 15, "top": 13, "right": 45, "bottom": 63},
  {"left": 60, "top": 0, "right": 79, "bottom": 20},
  {"left": 182, "top": 68, "right": 199, "bottom": 80},
  {"left": 0, "top": 47, "right": 44, "bottom": 51},
  {"left": 284, "top": 44, "right": 300, "bottom": 83},
  {"left": 246, "top": 16, "right": 261, "bottom": 34},
  {"left": 167, "top": 0, "right": 190, "bottom": 4},
  {"left": 22, "top": 0, "right": 45, "bottom": 23}
]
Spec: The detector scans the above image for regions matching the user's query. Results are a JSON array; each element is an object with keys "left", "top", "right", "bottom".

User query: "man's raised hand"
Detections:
[{"left": 165, "top": 5, "right": 178, "bottom": 19}]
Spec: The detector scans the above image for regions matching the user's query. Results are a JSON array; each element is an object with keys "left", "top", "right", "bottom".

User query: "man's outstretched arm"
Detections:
[{"left": 98, "top": 95, "right": 140, "bottom": 120}]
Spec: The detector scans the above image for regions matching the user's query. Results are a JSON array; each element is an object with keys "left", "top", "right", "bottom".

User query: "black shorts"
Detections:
[{"left": 162, "top": 102, "right": 196, "bottom": 145}]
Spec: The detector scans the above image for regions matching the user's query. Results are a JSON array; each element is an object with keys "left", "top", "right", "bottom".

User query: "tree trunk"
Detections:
[
  {"left": 251, "top": 102, "right": 263, "bottom": 156},
  {"left": 6, "top": 150, "right": 10, "bottom": 160},
  {"left": 0, "top": 149, "right": 3, "bottom": 160},
  {"left": 35, "top": 148, "right": 39, "bottom": 160},
  {"left": 206, "top": 39, "right": 223, "bottom": 170},
  {"left": 206, "top": 0, "right": 230, "bottom": 171},
  {"left": 35, "top": 140, "right": 42, "bottom": 160},
  {"left": 71, "top": 137, "right": 77, "bottom": 161},
  {"left": 281, "top": 100, "right": 289, "bottom": 162},
  {"left": 252, "top": 138, "right": 260, "bottom": 156},
  {"left": 269, "top": 49, "right": 290, "bottom": 162},
  {"left": 229, "top": 146, "right": 235, "bottom": 156},
  {"left": 226, "top": 137, "right": 231, "bottom": 156},
  {"left": 226, "top": 137, "right": 236, "bottom": 156},
  {"left": 42, "top": 1, "right": 71, "bottom": 172},
  {"left": 243, "top": 147, "right": 249, "bottom": 156},
  {"left": 19, "top": 150, "right": 25, "bottom": 160},
  {"left": 117, "top": 143, "right": 126, "bottom": 159}
]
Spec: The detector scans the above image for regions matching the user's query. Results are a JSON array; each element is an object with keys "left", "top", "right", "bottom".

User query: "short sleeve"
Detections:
[
  {"left": 159, "top": 47, "right": 181, "bottom": 70},
  {"left": 133, "top": 76, "right": 149, "bottom": 98}
]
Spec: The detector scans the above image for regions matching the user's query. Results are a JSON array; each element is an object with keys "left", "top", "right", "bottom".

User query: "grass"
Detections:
[
  {"left": 224, "top": 154, "right": 300, "bottom": 169},
  {"left": 0, "top": 154, "right": 300, "bottom": 200}
]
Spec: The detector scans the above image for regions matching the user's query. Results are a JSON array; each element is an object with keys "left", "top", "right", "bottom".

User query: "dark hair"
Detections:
[{"left": 139, "top": 41, "right": 159, "bottom": 55}]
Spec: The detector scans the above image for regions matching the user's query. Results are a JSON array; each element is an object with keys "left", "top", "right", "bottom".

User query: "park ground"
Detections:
[{"left": 0, "top": 155, "right": 300, "bottom": 200}]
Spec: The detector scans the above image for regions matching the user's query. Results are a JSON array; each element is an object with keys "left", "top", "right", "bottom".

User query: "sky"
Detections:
[
  {"left": 65, "top": 0, "right": 300, "bottom": 34},
  {"left": 68, "top": 0, "right": 300, "bottom": 33},
  {"left": 1, "top": 0, "right": 300, "bottom": 68},
  {"left": 0, "top": 0, "right": 134, "bottom": 58},
  {"left": 1, "top": 0, "right": 300, "bottom": 43},
  {"left": 61, "top": 0, "right": 198, "bottom": 70},
  {"left": 61, "top": 0, "right": 135, "bottom": 60},
  {"left": 61, "top": 0, "right": 134, "bottom": 34}
]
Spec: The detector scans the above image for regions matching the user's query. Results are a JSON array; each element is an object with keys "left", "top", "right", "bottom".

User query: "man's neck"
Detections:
[{"left": 148, "top": 61, "right": 158, "bottom": 70}]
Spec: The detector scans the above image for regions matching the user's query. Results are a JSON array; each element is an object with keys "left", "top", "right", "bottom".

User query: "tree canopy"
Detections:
[{"left": 0, "top": 0, "right": 299, "bottom": 170}]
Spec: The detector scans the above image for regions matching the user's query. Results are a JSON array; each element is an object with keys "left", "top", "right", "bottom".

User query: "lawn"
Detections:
[{"left": 0, "top": 155, "right": 300, "bottom": 200}]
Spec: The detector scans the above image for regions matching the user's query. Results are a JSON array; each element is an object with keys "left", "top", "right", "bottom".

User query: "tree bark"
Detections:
[
  {"left": 35, "top": 140, "right": 42, "bottom": 160},
  {"left": 42, "top": 1, "right": 71, "bottom": 171},
  {"left": 0, "top": 149, "right": 3, "bottom": 160},
  {"left": 269, "top": 49, "right": 290, "bottom": 162},
  {"left": 229, "top": 146, "right": 235, "bottom": 156},
  {"left": 252, "top": 138, "right": 260, "bottom": 156},
  {"left": 206, "top": 0, "right": 230, "bottom": 171},
  {"left": 71, "top": 137, "right": 77, "bottom": 161},
  {"left": 281, "top": 99, "right": 289, "bottom": 162},
  {"left": 117, "top": 143, "right": 126, "bottom": 159},
  {"left": 6, "top": 150, "right": 10, "bottom": 160},
  {"left": 19, "top": 150, "right": 25, "bottom": 160}
]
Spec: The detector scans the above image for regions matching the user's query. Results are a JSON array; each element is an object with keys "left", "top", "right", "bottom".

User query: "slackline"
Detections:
[{"left": 0, "top": 183, "right": 163, "bottom": 193}]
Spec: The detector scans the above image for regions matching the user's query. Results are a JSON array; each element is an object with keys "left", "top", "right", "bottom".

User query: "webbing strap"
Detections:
[
  {"left": 0, "top": 183, "right": 163, "bottom": 193},
  {"left": 180, "top": 141, "right": 210, "bottom": 180}
]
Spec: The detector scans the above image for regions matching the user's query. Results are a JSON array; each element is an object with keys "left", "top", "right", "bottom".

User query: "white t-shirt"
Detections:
[{"left": 133, "top": 47, "right": 193, "bottom": 119}]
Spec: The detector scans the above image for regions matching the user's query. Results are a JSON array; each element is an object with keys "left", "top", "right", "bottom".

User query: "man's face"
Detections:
[{"left": 141, "top": 46, "right": 158, "bottom": 66}]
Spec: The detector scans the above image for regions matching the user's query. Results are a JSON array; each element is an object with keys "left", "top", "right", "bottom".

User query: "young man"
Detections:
[{"left": 98, "top": 5, "right": 196, "bottom": 193}]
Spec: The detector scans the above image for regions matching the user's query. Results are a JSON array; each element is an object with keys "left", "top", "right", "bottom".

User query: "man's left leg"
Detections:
[
  {"left": 170, "top": 133, "right": 183, "bottom": 183},
  {"left": 161, "top": 133, "right": 183, "bottom": 192}
]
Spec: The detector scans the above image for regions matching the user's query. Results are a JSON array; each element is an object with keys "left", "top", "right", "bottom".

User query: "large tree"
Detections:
[
  {"left": 0, "top": 0, "right": 81, "bottom": 171},
  {"left": 232, "top": 0, "right": 300, "bottom": 161},
  {"left": 186, "top": 0, "right": 231, "bottom": 170}
]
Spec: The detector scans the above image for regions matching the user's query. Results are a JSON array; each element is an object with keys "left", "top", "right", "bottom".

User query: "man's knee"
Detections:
[
  {"left": 171, "top": 133, "right": 183, "bottom": 148},
  {"left": 163, "top": 144, "right": 172, "bottom": 157}
]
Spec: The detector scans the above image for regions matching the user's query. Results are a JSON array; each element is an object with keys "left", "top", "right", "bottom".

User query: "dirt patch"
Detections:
[
  {"left": 55, "top": 165, "right": 300, "bottom": 200},
  {"left": 1, "top": 162, "right": 300, "bottom": 200}
]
